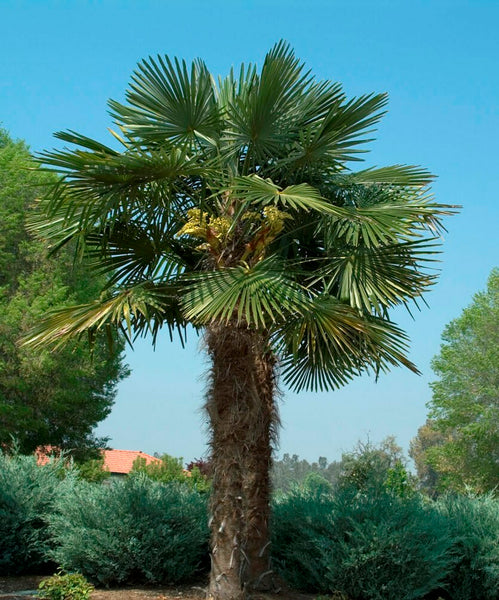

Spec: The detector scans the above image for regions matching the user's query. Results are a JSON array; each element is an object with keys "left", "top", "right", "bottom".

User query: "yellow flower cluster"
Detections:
[
  {"left": 177, "top": 209, "right": 231, "bottom": 242},
  {"left": 177, "top": 208, "right": 208, "bottom": 238},
  {"left": 209, "top": 216, "right": 232, "bottom": 240},
  {"left": 262, "top": 205, "right": 289, "bottom": 235},
  {"left": 177, "top": 205, "right": 291, "bottom": 261}
]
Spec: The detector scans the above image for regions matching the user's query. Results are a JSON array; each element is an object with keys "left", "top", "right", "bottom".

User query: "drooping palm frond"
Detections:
[
  {"left": 23, "top": 282, "right": 186, "bottom": 350},
  {"left": 37, "top": 143, "right": 207, "bottom": 223},
  {"left": 83, "top": 216, "right": 196, "bottom": 288},
  {"left": 313, "top": 239, "right": 440, "bottom": 314},
  {"left": 273, "top": 296, "right": 418, "bottom": 392},
  {"left": 319, "top": 191, "right": 455, "bottom": 247},
  {"left": 26, "top": 193, "right": 87, "bottom": 255}
]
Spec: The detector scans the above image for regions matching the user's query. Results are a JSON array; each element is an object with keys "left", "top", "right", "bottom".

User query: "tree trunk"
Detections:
[{"left": 204, "top": 324, "right": 279, "bottom": 600}]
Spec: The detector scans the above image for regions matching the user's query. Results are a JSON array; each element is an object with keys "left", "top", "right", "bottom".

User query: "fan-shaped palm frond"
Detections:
[
  {"left": 274, "top": 296, "right": 418, "bottom": 392},
  {"left": 109, "top": 55, "right": 220, "bottom": 146},
  {"left": 229, "top": 174, "right": 338, "bottom": 215},
  {"left": 24, "top": 283, "right": 185, "bottom": 350},
  {"left": 320, "top": 192, "right": 453, "bottom": 247},
  {"left": 223, "top": 41, "right": 313, "bottom": 164},
  {"left": 334, "top": 164, "right": 435, "bottom": 187},
  {"left": 181, "top": 258, "right": 310, "bottom": 328},
  {"left": 83, "top": 218, "right": 193, "bottom": 288},
  {"left": 317, "top": 92, "right": 389, "bottom": 157},
  {"left": 313, "top": 239, "right": 440, "bottom": 314},
  {"left": 273, "top": 92, "right": 389, "bottom": 177},
  {"left": 37, "top": 143, "right": 207, "bottom": 225}
]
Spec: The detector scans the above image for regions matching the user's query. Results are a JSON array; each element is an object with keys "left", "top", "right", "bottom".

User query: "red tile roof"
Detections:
[
  {"left": 35, "top": 446, "right": 160, "bottom": 474},
  {"left": 102, "top": 449, "right": 159, "bottom": 475},
  {"left": 34, "top": 447, "right": 192, "bottom": 477}
]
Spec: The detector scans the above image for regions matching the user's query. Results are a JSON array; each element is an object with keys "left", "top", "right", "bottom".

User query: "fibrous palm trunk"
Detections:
[{"left": 205, "top": 324, "right": 279, "bottom": 600}]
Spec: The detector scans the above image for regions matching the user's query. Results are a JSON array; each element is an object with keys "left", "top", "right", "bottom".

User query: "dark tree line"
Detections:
[{"left": 0, "top": 129, "right": 129, "bottom": 457}]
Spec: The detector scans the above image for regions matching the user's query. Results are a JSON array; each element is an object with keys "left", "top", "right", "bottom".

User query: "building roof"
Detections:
[
  {"left": 35, "top": 446, "right": 160, "bottom": 474},
  {"left": 102, "top": 449, "right": 160, "bottom": 474}
]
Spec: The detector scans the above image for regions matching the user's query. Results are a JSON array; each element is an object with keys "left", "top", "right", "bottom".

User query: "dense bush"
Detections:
[
  {"left": 49, "top": 474, "right": 209, "bottom": 585},
  {"left": 0, "top": 451, "right": 67, "bottom": 575},
  {"left": 335, "top": 437, "right": 416, "bottom": 498},
  {"left": 131, "top": 453, "right": 211, "bottom": 493},
  {"left": 38, "top": 571, "right": 94, "bottom": 600},
  {"left": 272, "top": 486, "right": 454, "bottom": 600},
  {"left": 437, "top": 493, "right": 499, "bottom": 600},
  {"left": 4, "top": 447, "right": 499, "bottom": 598},
  {"left": 75, "top": 457, "right": 110, "bottom": 483}
]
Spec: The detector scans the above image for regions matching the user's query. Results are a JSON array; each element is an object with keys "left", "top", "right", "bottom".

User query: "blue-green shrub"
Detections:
[
  {"left": 272, "top": 486, "right": 454, "bottom": 600},
  {"left": 437, "top": 493, "right": 499, "bottom": 600},
  {"left": 49, "top": 474, "right": 209, "bottom": 585},
  {"left": 271, "top": 487, "right": 338, "bottom": 591},
  {"left": 0, "top": 452, "right": 68, "bottom": 574}
]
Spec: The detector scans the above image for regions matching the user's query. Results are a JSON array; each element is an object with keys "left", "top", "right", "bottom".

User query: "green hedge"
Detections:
[
  {"left": 436, "top": 493, "right": 499, "bottom": 600},
  {"left": 4, "top": 451, "right": 499, "bottom": 599},
  {"left": 0, "top": 452, "right": 66, "bottom": 575},
  {"left": 49, "top": 474, "right": 209, "bottom": 585},
  {"left": 271, "top": 486, "right": 454, "bottom": 600}
]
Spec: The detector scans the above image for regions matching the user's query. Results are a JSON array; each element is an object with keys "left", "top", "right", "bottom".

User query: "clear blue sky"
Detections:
[{"left": 1, "top": 0, "right": 498, "bottom": 464}]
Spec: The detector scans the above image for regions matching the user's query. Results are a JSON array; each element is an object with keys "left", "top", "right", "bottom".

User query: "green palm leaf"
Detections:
[
  {"left": 223, "top": 41, "right": 312, "bottom": 164},
  {"left": 319, "top": 92, "right": 389, "bottom": 154},
  {"left": 83, "top": 219, "right": 194, "bottom": 287},
  {"left": 181, "top": 259, "right": 310, "bottom": 328},
  {"left": 336, "top": 164, "right": 435, "bottom": 187},
  {"left": 23, "top": 283, "right": 185, "bottom": 350},
  {"left": 314, "top": 239, "right": 440, "bottom": 313},
  {"left": 276, "top": 92, "right": 389, "bottom": 173},
  {"left": 274, "top": 296, "right": 418, "bottom": 392},
  {"left": 321, "top": 192, "right": 455, "bottom": 247},
  {"left": 229, "top": 174, "right": 337, "bottom": 214},
  {"left": 109, "top": 55, "right": 219, "bottom": 146},
  {"left": 33, "top": 144, "right": 208, "bottom": 238}
]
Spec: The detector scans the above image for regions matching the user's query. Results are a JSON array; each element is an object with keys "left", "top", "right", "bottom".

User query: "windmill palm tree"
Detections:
[{"left": 26, "top": 42, "right": 454, "bottom": 600}]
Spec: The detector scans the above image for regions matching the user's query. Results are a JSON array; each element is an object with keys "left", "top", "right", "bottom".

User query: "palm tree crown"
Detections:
[{"left": 27, "top": 41, "right": 453, "bottom": 392}]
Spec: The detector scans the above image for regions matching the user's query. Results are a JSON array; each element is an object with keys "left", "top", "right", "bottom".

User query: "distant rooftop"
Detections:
[
  {"left": 102, "top": 449, "right": 159, "bottom": 474},
  {"left": 35, "top": 446, "right": 159, "bottom": 474}
]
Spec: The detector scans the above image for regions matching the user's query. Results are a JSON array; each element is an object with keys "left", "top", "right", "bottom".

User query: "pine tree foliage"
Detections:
[
  {"left": 437, "top": 493, "right": 499, "bottom": 600},
  {"left": 271, "top": 453, "right": 341, "bottom": 493},
  {"left": 0, "top": 129, "right": 129, "bottom": 455}
]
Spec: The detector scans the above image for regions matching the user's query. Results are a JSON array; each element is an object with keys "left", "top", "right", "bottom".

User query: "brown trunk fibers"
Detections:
[{"left": 204, "top": 324, "right": 279, "bottom": 600}]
